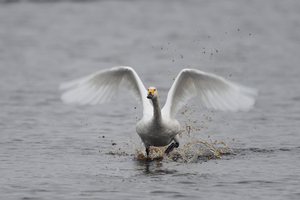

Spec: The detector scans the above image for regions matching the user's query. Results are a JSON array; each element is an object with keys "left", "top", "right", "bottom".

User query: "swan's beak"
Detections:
[{"left": 147, "top": 93, "right": 153, "bottom": 99}]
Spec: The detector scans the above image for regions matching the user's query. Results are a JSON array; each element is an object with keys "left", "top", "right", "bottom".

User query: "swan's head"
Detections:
[{"left": 147, "top": 87, "right": 158, "bottom": 100}]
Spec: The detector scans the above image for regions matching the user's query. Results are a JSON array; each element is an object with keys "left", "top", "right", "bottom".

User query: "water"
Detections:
[{"left": 0, "top": 0, "right": 300, "bottom": 199}]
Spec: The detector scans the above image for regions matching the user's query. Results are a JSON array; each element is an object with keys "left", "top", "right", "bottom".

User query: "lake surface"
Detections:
[{"left": 0, "top": 0, "right": 300, "bottom": 199}]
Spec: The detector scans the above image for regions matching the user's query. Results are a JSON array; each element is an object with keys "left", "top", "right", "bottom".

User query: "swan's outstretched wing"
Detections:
[
  {"left": 60, "top": 66, "right": 152, "bottom": 116},
  {"left": 162, "top": 69, "right": 257, "bottom": 118}
]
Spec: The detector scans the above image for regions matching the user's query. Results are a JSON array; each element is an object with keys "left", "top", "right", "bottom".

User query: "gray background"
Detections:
[{"left": 0, "top": 0, "right": 299, "bottom": 199}]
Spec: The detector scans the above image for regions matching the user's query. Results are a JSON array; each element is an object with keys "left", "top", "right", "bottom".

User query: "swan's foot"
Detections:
[{"left": 165, "top": 142, "right": 179, "bottom": 155}]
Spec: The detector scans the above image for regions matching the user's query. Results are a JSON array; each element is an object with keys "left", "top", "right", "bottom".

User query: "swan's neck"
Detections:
[{"left": 151, "top": 97, "right": 161, "bottom": 121}]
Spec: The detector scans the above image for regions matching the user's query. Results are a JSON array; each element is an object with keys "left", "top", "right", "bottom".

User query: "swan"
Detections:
[{"left": 60, "top": 66, "right": 257, "bottom": 157}]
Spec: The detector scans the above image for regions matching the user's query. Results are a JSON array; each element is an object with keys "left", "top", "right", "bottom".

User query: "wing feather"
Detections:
[
  {"left": 60, "top": 66, "right": 152, "bottom": 116},
  {"left": 162, "top": 69, "right": 257, "bottom": 118}
]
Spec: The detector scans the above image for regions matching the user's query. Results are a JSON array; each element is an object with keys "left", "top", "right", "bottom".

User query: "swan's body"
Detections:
[
  {"left": 136, "top": 109, "right": 181, "bottom": 147},
  {"left": 60, "top": 66, "right": 257, "bottom": 156}
]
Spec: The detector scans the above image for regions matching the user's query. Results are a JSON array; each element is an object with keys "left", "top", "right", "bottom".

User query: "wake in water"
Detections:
[
  {"left": 107, "top": 139, "right": 300, "bottom": 163},
  {"left": 106, "top": 137, "right": 233, "bottom": 163}
]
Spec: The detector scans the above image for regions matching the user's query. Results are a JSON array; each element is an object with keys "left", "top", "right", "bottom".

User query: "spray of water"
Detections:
[{"left": 133, "top": 138, "right": 232, "bottom": 163}]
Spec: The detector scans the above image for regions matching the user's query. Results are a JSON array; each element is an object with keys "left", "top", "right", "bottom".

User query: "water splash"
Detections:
[{"left": 134, "top": 139, "right": 233, "bottom": 163}]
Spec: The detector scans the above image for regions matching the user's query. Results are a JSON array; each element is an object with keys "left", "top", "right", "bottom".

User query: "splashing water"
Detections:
[{"left": 133, "top": 139, "right": 233, "bottom": 163}]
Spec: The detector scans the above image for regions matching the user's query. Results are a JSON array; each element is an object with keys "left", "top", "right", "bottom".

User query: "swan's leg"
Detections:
[
  {"left": 173, "top": 135, "right": 180, "bottom": 145},
  {"left": 165, "top": 143, "right": 178, "bottom": 154},
  {"left": 145, "top": 146, "right": 150, "bottom": 157},
  {"left": 165, "top": 135, "right": 180, "bottom": 155}
]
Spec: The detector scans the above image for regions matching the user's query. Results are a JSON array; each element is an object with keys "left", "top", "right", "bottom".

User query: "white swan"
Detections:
[{"left": 60, "top": 66, "right": 257, "bottom": 156}]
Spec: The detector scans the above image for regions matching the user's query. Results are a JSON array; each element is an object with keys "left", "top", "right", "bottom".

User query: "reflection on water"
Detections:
[{"left": 135, "top": 159, "right": 177, "bottom": 175}]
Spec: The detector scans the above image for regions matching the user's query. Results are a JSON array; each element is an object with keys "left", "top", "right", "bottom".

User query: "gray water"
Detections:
[{"left": 1, "top": 0, "right": 300, "bottom": 199}]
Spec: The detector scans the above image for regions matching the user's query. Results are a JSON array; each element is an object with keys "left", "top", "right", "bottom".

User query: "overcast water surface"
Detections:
[{"left": 0, "top": 0, "right": 300, "bottom": 199}]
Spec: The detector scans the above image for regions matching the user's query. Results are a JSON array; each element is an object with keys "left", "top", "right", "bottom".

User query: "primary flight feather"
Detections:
[{"left": 60, "top": 66, "right": 257, "bottom": 156}]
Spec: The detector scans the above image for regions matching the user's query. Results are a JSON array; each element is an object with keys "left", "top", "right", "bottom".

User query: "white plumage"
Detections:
[{"left": 60, "top": 66, "right": 257, "bottom": 156}]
